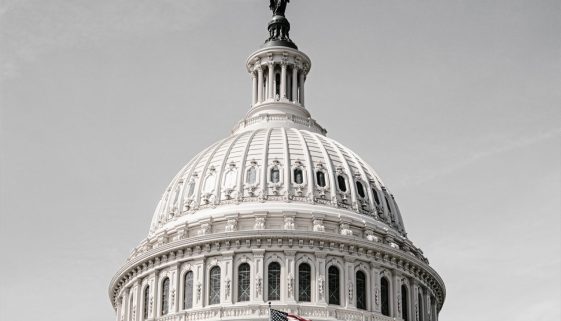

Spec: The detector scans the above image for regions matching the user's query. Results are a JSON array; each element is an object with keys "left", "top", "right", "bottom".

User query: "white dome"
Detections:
[
  {"left": 150, "top": 127, "right": 407, "bottom": 238},
  {"left": 109, "top": 6, "right": 445, "bottom": 320}
]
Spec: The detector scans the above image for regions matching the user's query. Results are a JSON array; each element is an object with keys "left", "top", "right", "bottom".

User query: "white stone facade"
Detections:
[{"left": 109, "top": 5, "right": 445, "bottom": 321}]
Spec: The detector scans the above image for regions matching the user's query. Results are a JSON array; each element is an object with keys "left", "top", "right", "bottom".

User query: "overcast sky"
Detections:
[{"left": 1, "top": 1, "right": 560, "bottom": 320}]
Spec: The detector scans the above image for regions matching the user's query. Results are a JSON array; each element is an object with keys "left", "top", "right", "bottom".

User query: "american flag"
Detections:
[{"left": 270, "top": 308, "right": 311, "bottom": 321}]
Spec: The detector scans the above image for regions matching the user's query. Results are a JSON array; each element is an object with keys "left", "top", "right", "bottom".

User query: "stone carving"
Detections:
[
  {"left": 348, "top": 282, "right": 353, "bottom": 301},
  {"left": 149, "top": 296, "right": 153, "bottom": 315},
  {"left": 340, "top": 223, "right": 353, "bottom": 236},
  {"left": 287, "top": 272, "right": 294, "bottom": 297},
  {"left": 312, "top": 218, "right": 325, "bottom": 232},
  {"left": 198, "top": 223, "right": 210, "bottom": 236},
  {"left": 284, "top": 216, "right": 295, "bottom": 230},
  {"left": 365, "top": 229, "right": 379, "bottom": 242},
  {"left": 256, "top": 275, "right": 263, "bottom": 296},
  {"left": 254, "top": 217, "right": 266, "bottom": 230},
  {"left": 196, "top": 282, "right": 202, "bottom": 302},
  {"left": 225, "top": 278, "right": 231, "bottom": 299},
  {"left": 225, "top": 218, "right": 238, "bottom": 232},
  {"left": 398, "top": 293, "right": 402, "bottom": 313},
  {"left": 317, "top": 275, "right": 324, "bottom": 300},
  {"left": 131, "top": 305, "right": 136, "bottom": 321},
  {"left": 170, "top": 289, "right": 175, "bottom": 306},
  {"left": 375, "top": 287, "right": 380, "bottom": 305}
]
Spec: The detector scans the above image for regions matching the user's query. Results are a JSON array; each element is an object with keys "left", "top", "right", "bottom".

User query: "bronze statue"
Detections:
[{"left": 269, "top": 0, "right": 289, "bottom": 16}]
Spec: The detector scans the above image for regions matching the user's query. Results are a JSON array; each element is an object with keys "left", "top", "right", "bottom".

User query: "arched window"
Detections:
[
  {"left": 356, "top": 181, "right": 365, "bottom": 198},
  {"left": 183, "top": 271, "right": 193, "bottom": 309},
  {"left": 238, "top": 263, "right": 251, "bottom": 302},
  {"left": 381, "top": 277, "right": 390, "bottom": 316},
  {"left": 293, "top": 168, "right": 304, "bottom": 184},
  {"left": 316, "top": 171, "right": 326, "bottom": 187},
  {"left": 298, "top": 263, "right": 311, "bottom": 302},
  {"left": 209, "top": 266, "right": 221, "bottom": 305},
  {"left": 337, "top": 175, "right": 347, "bottom": 192},
  {"left": 401, "top": 285, "right": 409, "bottom": 321},
  {"left": 328, "top": 266, "right": 340, "bottom": 305},
  {"left": 267, "top": 262, "right": 281, "bottom": 300},
  {"left": 246, "top": 166, "right": 257, "bottom": 185},
  {"left": 418, "top": 292, "right": 424, "bottom": 321},
  {"left": 143, "top": 286, "right": 150, "bottom": 319},
  {"left": 270, "top": 167, "right": 280, "bottom": 183},
  {"left": 372, "top": 188, "right": 381, "bottom": 205},
  {"left": 356, "top": 271, "right": 367, "bottom": 310},
  {"left": 161, "top": 278, "right": 170, "bottom": 315},
  {"left": 275, "top": 73, "right": 281, "bottom": 97}
]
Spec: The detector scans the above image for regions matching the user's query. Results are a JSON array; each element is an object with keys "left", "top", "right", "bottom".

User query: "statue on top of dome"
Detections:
[{"left": 269, "top": 0, "right": 289, "bottom": 16}]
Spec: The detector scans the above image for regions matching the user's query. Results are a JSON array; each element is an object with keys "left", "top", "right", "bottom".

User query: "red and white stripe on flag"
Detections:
[{"left": 287, "top": 313, "right": 311, "bottom": 321}]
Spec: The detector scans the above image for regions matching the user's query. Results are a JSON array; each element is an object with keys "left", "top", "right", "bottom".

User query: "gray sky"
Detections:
[{"left": 1, "top": 1, "right": 560, "bottom": 320}]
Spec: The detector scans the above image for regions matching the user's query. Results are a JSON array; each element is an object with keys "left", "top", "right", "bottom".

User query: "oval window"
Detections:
[
  {"left": 246, "top": 167, "right": 257, "bottom": 185},
  {"left": 356, "top": 181, "right": 365, "bottom": 198},
  {"left": 337, "top": 175, "right": 347, "bottom": 192},
  {"left": 316, "top": 171, "right": 326, "bottom": 187},
  {"left": 271, "top": 167, "right": 280, "bottom": 183},
  {"left": 293, "top": 168, "right": 303, "bottom": 184}
]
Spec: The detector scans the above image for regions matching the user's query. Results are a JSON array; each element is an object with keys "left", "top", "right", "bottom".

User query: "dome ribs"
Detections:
[
  {"left": 236, "top": 129, "right": 260, "bottom": 199},
  {"left": 292, "top": 128, "right": 314, "bottom": 200}
]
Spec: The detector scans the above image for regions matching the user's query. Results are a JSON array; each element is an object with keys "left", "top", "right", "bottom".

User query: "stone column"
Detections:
[
  {"left": 116, "top": 296, "right": 123, "bottom": 321},
  {"left": 315, "top": 253, "right": 327, "bottom": 305},
  {"left": 292, "top": 66, "right": 298, "bottom": 103},
  {"left": 192, "top": 256, "right": 206, "bottom": 308},
  {"left": 122, "top": 289, "right": 129, "bottom": 321},
  {"left": 371, "top": 264, "right": 381, "bottom": 313},
  {"left": 134, "top": 282, "right": 142, "bottom": 321},
  {"left": 298, "top": 69, "right": 305, "bottom": 105},
  {"left": 268, "top": 63, "right": 274, "bottom": 100},
  {"left": 285, "top": 250, "right": 296, "bottom": 303},
  {"left": 257, "top": 67, "right": 264, "bottom": 103},
  {"left": 253, "top": 249, "right": 265, "bottom": 303},
  {"left": 252, "top": 70, "right": 258, "bottom": 106},
  {"left": 171, "top": 265, "right": 180, "bottom": 314},
  {"left": 344, "top": 257, "right": 355, "bottom": 308},
  {"left": 280, "top": 62, "right": 287, "bottom": 99},
  {"left": 222, "top": 252, "right": 234, "bottom": 305}
]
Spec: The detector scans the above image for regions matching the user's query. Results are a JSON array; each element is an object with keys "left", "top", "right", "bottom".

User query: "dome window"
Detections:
[
  {"left": 143, "top": 286, "right": 150, "bottom": 319},
  {"left": 372, "top": 188, "right": 381, "bottom": 205},
  {"left": 203, "top": 174, "right": 216, "bottom": 194},
  {"left": 337, "top": 175, "right": 347, "bottom": 192},
  {"left": 186, "top": 180, "right": 196, "bottom": 198},
  {"left": 401, "top": 284, "right": 410, "bottom": 321},
  {"left": 237, "top": 263, "right": 251, "bottom": 302},
  {"left": 356, "top": 271, "right": 367, "bottom": 310},
  {"left": 293, "top": 168, "right": 304, "bottom": 184},
  {"left": 381, "top": 277, "right": 390, "bottom": 316},
  {"left": 161, "top": 277, "right": 170, "bottom": 315},
  {"left": 298, "top": 263, "right": 311, "bottom": 302},
  {"left": 328, "top": 266, "right": 340, "bottom": 305},
  {"left": 270, "top": 167, "right": 280, "bottom": 183},
  {"left": 183, "top": 271, "right": 193, "bottom": 309},
  {"left": 209, "top": 266, "right": 221, "bottom": 305},
  {"left": 267, "top": 262, "right": 281, "bottom": 300},
  {"left": 223, "top": 165, "right": 237, "bottom": 189},
  {"left": 356, "top": 181, "right": 365, "bottom": 198},
  {"left": 246, "top": 166, "right": 257, "bottom": 185},
  {"left": 316, "top": 171, "right": 326, "bottom": 187}
]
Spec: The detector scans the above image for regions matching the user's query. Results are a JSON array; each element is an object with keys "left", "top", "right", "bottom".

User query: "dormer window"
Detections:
[
  {"left": 372, "top": 188, "right": 381, "bottom": 205},
  {"left": 356, "top": 181, "right": 365, "bottom": 198},
  {"left": 270, "top": 167, "right": 280, "bottom": 183},
  {"left": 246, "top": 166, "right": 257, "bottom": 185},
  {"left": 337, "top": 175, "right": 347, "bottom": 192},
  {"left": 293, "top": 168, "right": 303, "bottom": 184},
  {"left": 316, "top": 171, "right": 326, "bottom": 187}
]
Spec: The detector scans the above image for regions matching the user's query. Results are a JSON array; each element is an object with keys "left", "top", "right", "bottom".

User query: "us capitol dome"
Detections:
[{"left": 109, "top": 3, "right": 446, "bottom": 321}]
